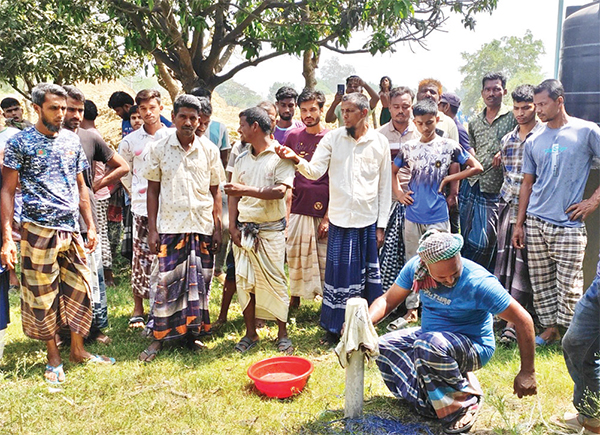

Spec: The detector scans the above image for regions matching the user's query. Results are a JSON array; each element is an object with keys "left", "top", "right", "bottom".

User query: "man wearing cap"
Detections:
[
  {"left": 369, "top": 230, "right": 536, "bottom": 434},
  {"left": 439, "top": 93, "right": 472, "bottom": 154}
]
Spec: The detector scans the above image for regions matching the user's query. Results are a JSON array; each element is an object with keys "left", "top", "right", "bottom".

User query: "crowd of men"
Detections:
[{"left": 1, "top": 72, "right": 600, "bottom": 434}]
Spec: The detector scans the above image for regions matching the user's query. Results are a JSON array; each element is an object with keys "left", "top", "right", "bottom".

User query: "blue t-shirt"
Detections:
[
  {"left": 121, "top": 115, "right": 172, "bottom": 137},
  {"left": 393, "top": 136, "right": 469, "bottom": 225},
  {"left": 4, "top": 127, "right": 89, "bottom": 232},
  {"left": 522, "top": 117, "right": 600, "bottom": 227},
  {"left": 395, "top": 256, "right": 511, "bottom": 365}
]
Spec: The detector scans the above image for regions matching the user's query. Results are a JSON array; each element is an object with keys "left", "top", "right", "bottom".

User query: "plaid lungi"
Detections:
[
  {"left": 132, "top": 213, "right": 155, "bottom": 299},
  {"left": 20, "top": 222, "right": 92, "bottom": 341},
  {"left": 459, "top": 181, "right": 499, "bottom": 272},
  {"left": 148, "top": 233, "right": 213, "bottom": 341},
  {"left": 86, "top": 240, "right": 108, "bottom": 331},
  {"left": 96, "top": 198, "right": 112, "bottom": 269},
  {"left": 378, "top": 202, "right": 406, "bottom": 292},
  {"left": 526, "top": 214, "right": 586, "bottom": 328},
  {"left": 286, "top": 213, "right": 327, "bottom": 300},
  {"left": 494, "top": 200, "right": 532, "bottom": 309},
  {"left": 377, "top": 327, "right": 483, "bottom": 423},
  {"left": 321, "top": 222, "right": 383, "bottom": 335}
]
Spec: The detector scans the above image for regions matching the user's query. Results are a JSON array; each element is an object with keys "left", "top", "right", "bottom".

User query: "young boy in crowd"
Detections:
[{"left": 391, "top": 99, "right": 483, "bottom": 326}]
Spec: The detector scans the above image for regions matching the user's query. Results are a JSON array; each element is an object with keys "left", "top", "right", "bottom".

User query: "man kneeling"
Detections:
[{"left": 369, "top": 230, "right": 537, "bottom": 434}]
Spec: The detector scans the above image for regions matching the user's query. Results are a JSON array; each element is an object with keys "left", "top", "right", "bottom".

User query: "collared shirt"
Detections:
[
  {"left": 232, "top": 143, "right": 295, "bottom": 224},
  {"left": 378, "top": 120, "right": 420, "bottom": 190},
  {"left": 144, "top": 133, "right": 225, "bottom": 235},
  {"left": 437, "top": 112, "right": 459, "bottom": 142},
  {"left": 4, "top": 127, "right": 88, "bottom": 232},
  {"left": 119, "top": 125, "right": 172, "bottom": 217},
  {"left": 499, "top": 122, "right": 543, "bottom": 223},
  {"left": 296, "top": 127, "right": 392, "bottom": 229},
  {"left": 205, "top": 120, "right": 231, "bottom": 151},
  {"left": 467, "top": 105, "right": 517, "bottom": 193}
]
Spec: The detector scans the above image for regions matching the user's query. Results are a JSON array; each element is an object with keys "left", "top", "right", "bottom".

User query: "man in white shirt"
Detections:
[
  {"left": 118, "top": 89, "right": 172, "bottom": 329},
  {"left": 277, "top": 93, "right": 392, "bottom": 345}
]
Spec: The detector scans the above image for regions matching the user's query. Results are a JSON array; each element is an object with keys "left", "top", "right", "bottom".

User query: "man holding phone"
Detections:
[{"left": 325, "top": 75, "right": 379, "bottom": 126}]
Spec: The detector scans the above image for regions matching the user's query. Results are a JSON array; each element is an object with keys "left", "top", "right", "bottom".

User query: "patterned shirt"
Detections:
[
  {"left": 143, "top": 133, "right": 226, "bottom": 235},
  {"left": 3, "top": 127, "right": 89, "bottom": 232},
  {"left": 467, "top": 105, "right": 517, "bottom": 193},
  {"left": 499, "top": 122, "right": 543, "bottom": 223}
]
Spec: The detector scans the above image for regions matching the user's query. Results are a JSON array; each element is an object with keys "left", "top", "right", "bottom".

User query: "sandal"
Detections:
[
  {"left": 187, "top": 338, "right": 207, "bottom": 351},
  {"left": 44, "top": 363, "right": 65, "bottom": 385},
  {"left": 128, "top": 316, "right": 145, "bottom": 329},
  {"left": 443, "top": 396, "right": 484, "bottom": 434},
  {"left": 387, "top": 316, "right": 409, "bottom": 332},
  {"left": 276, "top": 337, "right": 294, "bottom": 354},
  {"left": 139, "top": 343, "right": 161, "bottom": 362},
  {"left": 86, "top": 354, "right": 116, "bottom": 365},
  {"left": 234, "top": 336, "right": 258, "bottom": 353},
  {"left": 499, "top": 327, "right": 517, "bottom": 345}
]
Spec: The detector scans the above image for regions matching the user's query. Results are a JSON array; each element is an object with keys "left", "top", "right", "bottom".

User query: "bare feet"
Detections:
[
  {"left": 289, "top": 296, "right": 300, "bottom": 310},
  {"left": 211, "top": 318, "right": 226, "bottom": 332},
  {"left": 403, "top": 308, "right": 419, "bottom": 324}
]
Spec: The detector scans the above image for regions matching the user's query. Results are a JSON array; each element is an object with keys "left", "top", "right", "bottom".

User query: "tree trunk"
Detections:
[
  {"left": 155, "top": 58, "right": 182, "bottom": 104},
  {"left": 302, "top": 49, "right": 319, "bottom": 91}
]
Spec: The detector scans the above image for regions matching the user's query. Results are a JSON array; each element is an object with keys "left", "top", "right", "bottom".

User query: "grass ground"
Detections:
[{"left": 0, "top": 258, "right": 579, "bottom": 435}]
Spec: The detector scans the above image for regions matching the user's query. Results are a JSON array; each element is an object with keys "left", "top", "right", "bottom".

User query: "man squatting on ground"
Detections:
[
  {"left": 369, "top": 230, "right": 537, "bottom": 434},
  {"left": 1, "top": 84, "right": 114, "bottom": 385},
  {"left": 139, "top": 95, "right": 225, "bottom": 362}
]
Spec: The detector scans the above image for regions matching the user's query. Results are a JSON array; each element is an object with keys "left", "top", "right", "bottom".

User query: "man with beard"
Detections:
[
  {"left": 277, "top": 93, "right": 391, "bottom": 345},
  {"left": 62, "top": 86, "right": 129, "bottom": 345},
  {"left": 273, "top": 86, "right": 303, "bottom": 144},
  {"left": 283, "top": 89, "right": 330, "bottom": 309},
  {"left": 119, "top": 89, "right": 172, "bottom": 329},
  {"left": 370, "top": 230, "right": 536, "bottom": 434},
  {"left": 139, "top": 95, "right": 225, "bottom": 361},
  {"left": 460, "top": 72, "right": 516, "bottom": 272},
  {"left": 1, "top": 84, "right": 114, "bottom": 384},
  {"left": 513, "top": 79, "right": 600, "bottom": 346}
]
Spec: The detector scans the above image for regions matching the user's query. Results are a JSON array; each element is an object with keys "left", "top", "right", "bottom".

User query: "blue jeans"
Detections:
[{"left": 563, "top": 277, "right": 600, "bottom": 418}]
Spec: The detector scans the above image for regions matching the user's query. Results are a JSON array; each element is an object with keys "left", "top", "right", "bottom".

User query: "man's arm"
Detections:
[
  {"left": 146, "top": 180, "right": 160, "bottom": 255},
  {"left": 446, "top": 162, "right": 460, "bottom": 209},
  {"left": 210, "top": 184, "right": 222, "bottom": 253},
  {"left": 360, "top": 79, "right": 380, "bottom": 110},
  {"left": 325, "top": 93, "right": 343, "bottom": 124},
  {"left": 566, "top": 185, "right": 600, "bottom": 222},
  {"left": 376, "top": 146, "right": 392, "bottom": 247},
  {"left": 438, "top": 155, "right": 483, "bottom": 192},
  {"left": 93, "top": 152, "right": 130, "bottom": 193},
  {"left": 78, "top": 173, "right": 97, "bottom": 252},
  {"left": 224, "top": 183, "right": 287, "bottom": 200},
  {"left": 512, "top": 173, "right": 535, "bottom": 249},
  {"left": 368, "top": 283, "right": 412, "bottom": 324},
  {"left": 497, "top": 299, "right": 537, "bottom": 398},
  {"left": 0, "top": 167, "right": 18, "bottom": 269},
  {"left": 118, "top": 138, "right": 133, "bottom": 195},
  {"left": 276, "top": 139, "right": 332, "bottom": 181},
  {"left": 228, "top": 195, "right": 241, "bottom": 247}
]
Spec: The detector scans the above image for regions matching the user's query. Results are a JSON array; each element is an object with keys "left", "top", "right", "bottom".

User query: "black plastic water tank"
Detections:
[{"left": 560, "top": 2, "right": 600, "bottom": 123}]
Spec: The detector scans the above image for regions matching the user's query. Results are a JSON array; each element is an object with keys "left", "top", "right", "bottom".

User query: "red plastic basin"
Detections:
[{"left": 247, "top": 356, "right": 314, "bottom": 398}]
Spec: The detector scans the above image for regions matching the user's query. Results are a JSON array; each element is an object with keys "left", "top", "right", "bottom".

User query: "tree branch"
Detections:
[{"left": 212, "top": 50, "right": 285, "bottom": 87}]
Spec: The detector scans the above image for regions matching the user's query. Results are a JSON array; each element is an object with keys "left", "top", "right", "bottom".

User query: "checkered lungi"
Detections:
[
  {"left": 377, "top": 327, "right": 483, "bottom": 423},
  {"left": 494, "top": 200, "right": 533, "bottom": 310},
  {"left": 526, "top": 214, "right": 586, "bottom": 328},
  {"left": 459, "top": 181, "right": 499, "bottom": 273},
  {"left": 132, "top": 213, "right": 155, "bottom": 299},
  {"left": 96, "top": 198, "right": 112, "bottom": 269},
  {"left": 378, "top": 201, "right": 406, "bottom": 292},
  {"left": 20, "top": 222, "right": 92, "bottom": 341}
]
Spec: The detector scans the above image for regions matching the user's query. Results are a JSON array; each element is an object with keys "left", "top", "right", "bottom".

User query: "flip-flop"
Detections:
[
  {"left": 86, "top": 354, "right": 116, "bottom": 365},
  {"left": 551, "top": 412, "right": 600, "bottom": 434},
  {"left": 535, "top": 335, "right": 558, "bottom": 347},
  {"left": 443, "top": 396, "right": 484, "bottom": 434},
  {"left": 129, "top": 316, "right": 145, "bottom": 329},
  {"left": 234, "top": 336, "right": 258, "bottom": 353},
  {"left": 499, "top": 327, "right": 517, "bottom": 345},
  {"left": 44, "top": 363, "right": 65, "bottom": 385},
  {"left": 276, "top": 337, "right": 294, "bottom": 354}
]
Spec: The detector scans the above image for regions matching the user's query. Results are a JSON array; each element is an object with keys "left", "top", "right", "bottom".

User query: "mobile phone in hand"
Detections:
[{"left": 337, "top": 84, "right": 345, "bottom": 95}]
